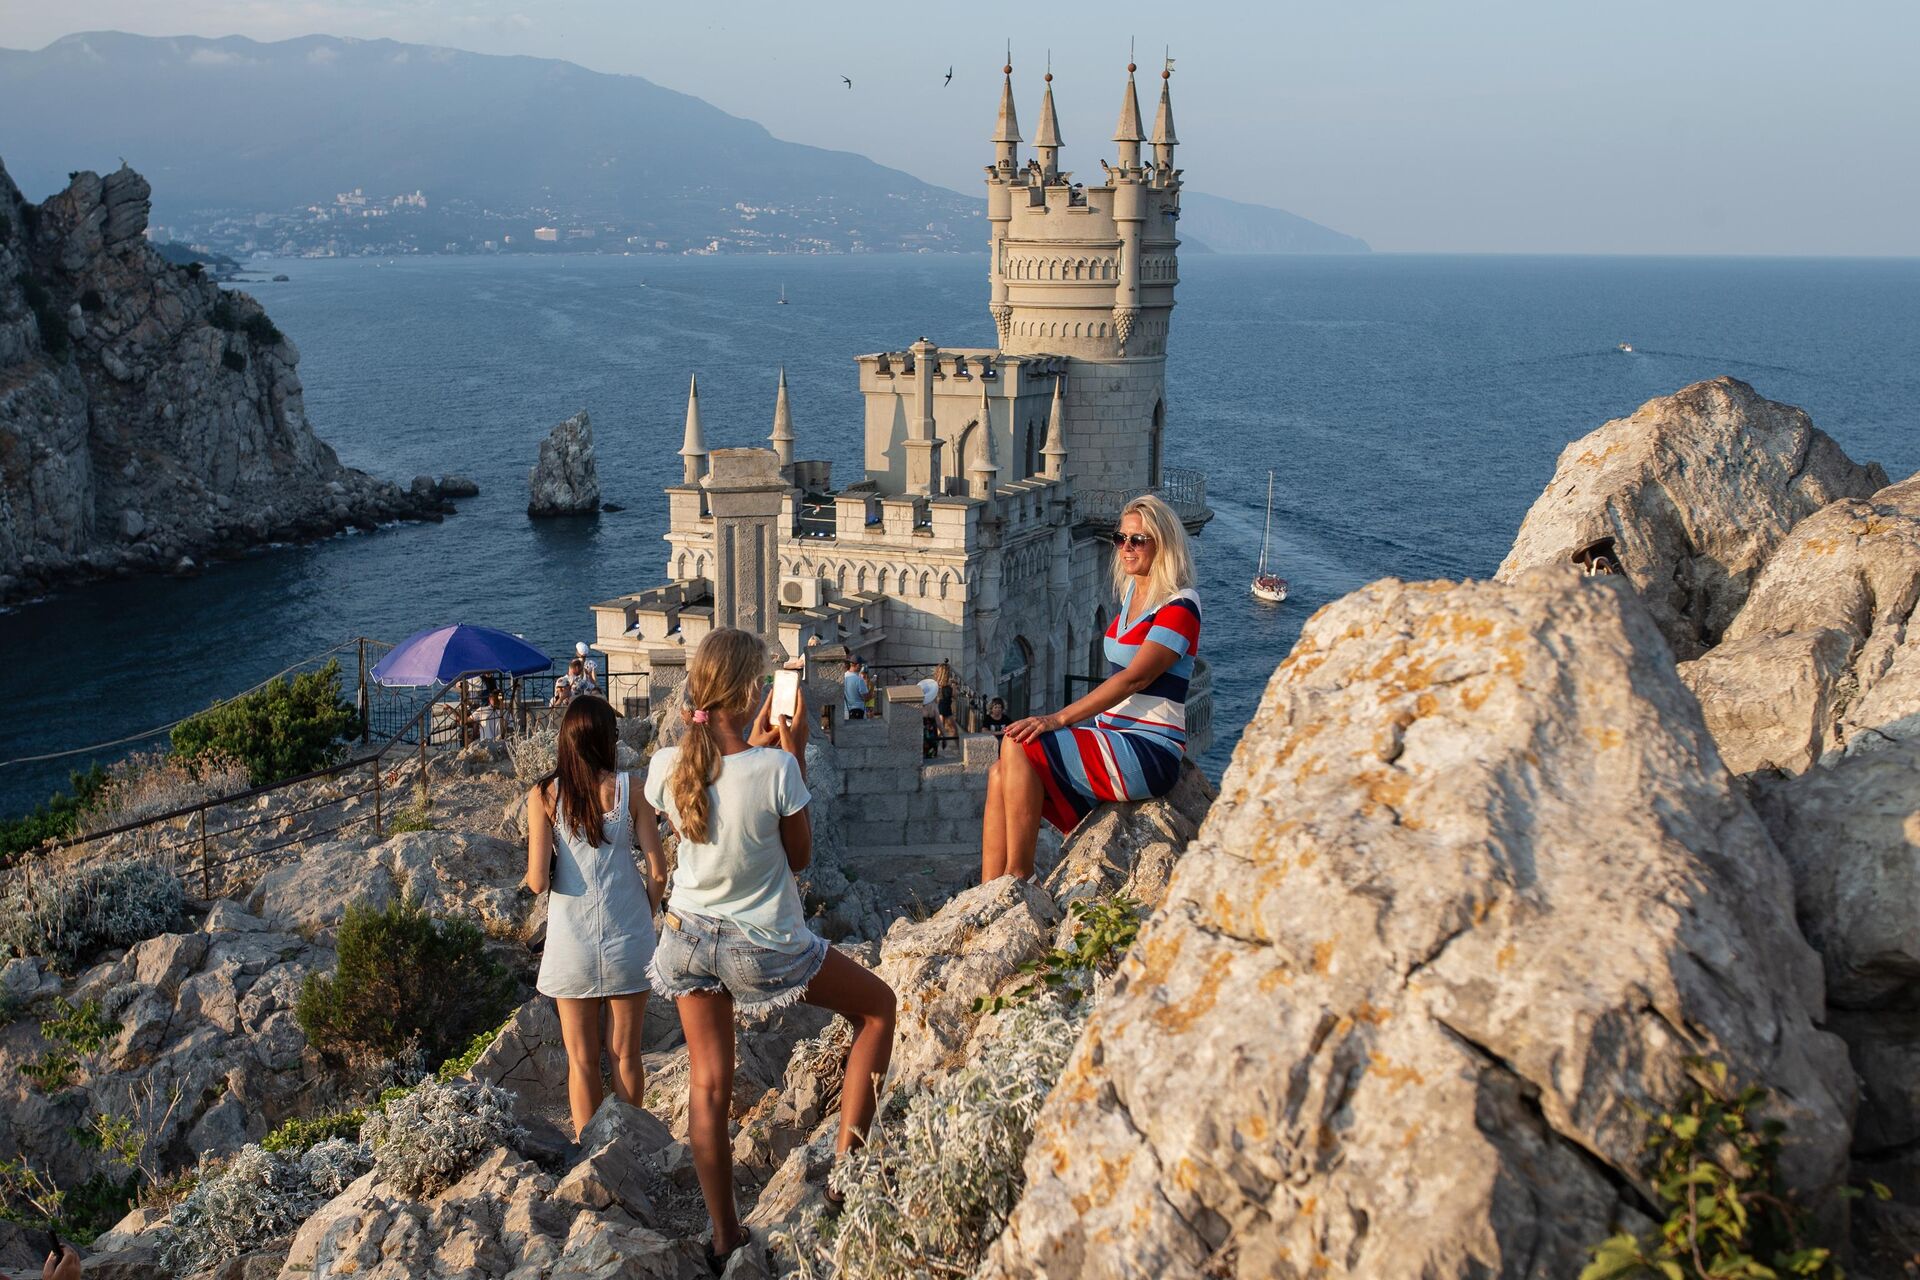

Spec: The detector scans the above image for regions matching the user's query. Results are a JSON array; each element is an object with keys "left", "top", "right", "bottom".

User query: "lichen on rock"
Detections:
[{"left": 980, "top": 568, "right": 1855, "bottom": 1278}]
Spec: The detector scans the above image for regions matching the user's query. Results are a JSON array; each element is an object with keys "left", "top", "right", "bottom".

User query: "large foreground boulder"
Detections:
[
  {"left": 982, "top": 569, "right": 1854, "bottom": 1278},
  {"left": 1497, "top": 377, "right": 1885, "bottom": 659},
  {"left": 1682, "top": 473, "right": 1920, "bottom": 774}
]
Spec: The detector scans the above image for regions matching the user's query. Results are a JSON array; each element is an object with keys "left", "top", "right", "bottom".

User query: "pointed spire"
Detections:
[
  {"left": 992, "top": 53, "right": 1021, "bottom": 171},
  {"left": 1112, "top": 60, "right": 1145, "bottom": 169},
  {"left": 770, "top": 366, "right": 795, "bottom": 470},
  {"left": 1042, "top": 374, "right": 1068, "bottom": 481},
  {"left": 679, "top": 374, "right": 707, "bottom": 485},
  {"left": 1034, "top": 64, "right": 1063, "bottom": 181},
  {"left": 969, "top": 371, "right": 998, "bottom": 499},
  {"left": 1151, "top": 57, "right": 1178, "bottom": 163}
]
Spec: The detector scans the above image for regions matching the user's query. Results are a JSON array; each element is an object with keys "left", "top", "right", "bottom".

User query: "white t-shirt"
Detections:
[
  {"left": 474, "top": 705, "right": 504, "bottom": 741},
  {"left": 842, "top": 669, "right": 869, "bottom": 706},
  {"left": 644, "top": 745, "right": 813, "bottom": 953}
]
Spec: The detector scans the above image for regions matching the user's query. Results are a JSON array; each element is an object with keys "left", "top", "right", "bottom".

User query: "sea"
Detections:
[{"left": 3, "top": 252, "right": 1917, "bottom": 815}]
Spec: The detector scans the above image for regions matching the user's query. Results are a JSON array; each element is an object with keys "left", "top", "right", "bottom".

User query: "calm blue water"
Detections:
[{"left": 3, "top": 253, "right": 1917, "bottom": 813}]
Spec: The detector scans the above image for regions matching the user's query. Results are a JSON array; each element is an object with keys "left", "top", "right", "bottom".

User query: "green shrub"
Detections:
[
  {"left": 208, "top": 295, "right": 236, "bottom": 329},
  {"left": 0, "top": 1158, "right": 136, "bottom": 1248},
  {"left": 973, "top": 894, "right": 1143, "bottom": 1014},
  {"left": 772, "top": 997, "right": 1086, "bottom": 1279},
  {"left": 220, "top": 348, "right": 246, "bottom": 372},
  {"left": 260, "top": 1109, "right": 367, "bottom": 1154},
  {"left": 0, "top": 860, "right": 186, "bottom": 973},
  {"left": 295, "top": 896, "right": 516, "bottom": 1067},
  {"left": 1581, "top": 1058, "right": 1878, "bottom": 1279},
  {"left": 1, "top": 764, "right": 107, "bottom": 859},
  {"left": 185, "top": 261, "right": 203, "bottom": 278},
  {"left": 362, "top": 1078, "right": 523, "bottom": 1198},
  {"left": 242, "top": 313, "right": 282, "bottom": 345},
  {"left": 14, "top": 271, "right": 69, "bottom": 359},
  {"left": 158, "top": 1140, "right": 368, "bottom": 1273},
  {"left": 22, "top": 999, "right": 117, "bottom": 1093},
  {"left": 170, "top": 659, "right": 359, "bottom": 787}
]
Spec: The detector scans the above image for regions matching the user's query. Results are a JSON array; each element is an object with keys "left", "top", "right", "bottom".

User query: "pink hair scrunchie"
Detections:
[{"left": 690, "top": 709, "right": 710, "bottom": 724}]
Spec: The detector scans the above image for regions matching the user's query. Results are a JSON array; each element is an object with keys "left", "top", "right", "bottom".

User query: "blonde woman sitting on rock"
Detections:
[
  {"left": 644, "top": 628, "right": 897, "bottom": 1271},
  {"left": 983, "top": 493, "right": 1201, "bottom": 882}
]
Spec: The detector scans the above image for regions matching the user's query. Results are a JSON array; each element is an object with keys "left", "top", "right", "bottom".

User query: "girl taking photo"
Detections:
[
  {"left": 645, "top": 629, "right": 896, "bottom": 1271},
  {"left": 525, "top": 695, "right": 669, "bottom": 1138}
]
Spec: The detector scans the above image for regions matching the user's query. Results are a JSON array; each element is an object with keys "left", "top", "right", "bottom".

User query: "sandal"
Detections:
[{"left": 706, "top": 1226, "right": 750, "bottom": 1277}]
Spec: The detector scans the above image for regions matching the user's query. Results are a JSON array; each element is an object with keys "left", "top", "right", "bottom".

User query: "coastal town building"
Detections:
[{"left": 591, "top": 60, "right": 1209, "bottom": 743}]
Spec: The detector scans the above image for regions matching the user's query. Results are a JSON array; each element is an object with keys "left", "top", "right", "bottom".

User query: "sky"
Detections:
[{"left": 1, "top": 0, "right": 1915, "bottom": 255}]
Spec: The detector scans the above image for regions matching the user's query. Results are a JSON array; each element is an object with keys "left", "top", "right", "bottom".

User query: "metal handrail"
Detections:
[{"left": 44, "top": 688, "right": 443, "bottom": 858}]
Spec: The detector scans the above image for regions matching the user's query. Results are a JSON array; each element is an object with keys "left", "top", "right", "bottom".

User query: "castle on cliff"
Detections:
[{"left": 591, "top": 59, "right": 1208, "bottom": 740}]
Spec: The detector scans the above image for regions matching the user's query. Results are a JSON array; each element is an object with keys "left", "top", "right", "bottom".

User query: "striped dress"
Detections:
[{"left": 1024, "top": 584, "right": 1200, "bottom": 833}]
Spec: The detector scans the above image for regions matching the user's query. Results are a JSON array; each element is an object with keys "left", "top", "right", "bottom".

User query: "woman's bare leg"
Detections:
[
  {"left": 604, "top": 992, "right": 648, "bottom": 1110},
  {"left": 998, "top": 740, "right": 1046, "bottom": 881},
  {"left": 553, "top": 997, "right": 606, "bottom": 1138},
  {"left": 677, "top": 991, "right": 743, "bottom": 1253},
  {"left": 981, "top": 754, "right": 1008, "bottom": 882},
  {"left": 801, "top": 949, "right": 897, "bottom": 1152}
]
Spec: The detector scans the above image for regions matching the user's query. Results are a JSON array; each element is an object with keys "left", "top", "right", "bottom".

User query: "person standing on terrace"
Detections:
[{"left": 981, "top": 494, "right": 1201, "bottom": 882}]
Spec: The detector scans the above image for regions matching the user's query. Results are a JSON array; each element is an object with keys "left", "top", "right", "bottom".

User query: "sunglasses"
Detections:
[{"left": 1112, "top": 532, "right": 1156, "bottom": 549}]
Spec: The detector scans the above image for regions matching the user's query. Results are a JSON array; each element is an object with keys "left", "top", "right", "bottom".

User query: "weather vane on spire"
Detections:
[{"left": 1164, "top": 48, "right": 1175, "bottom": 79}]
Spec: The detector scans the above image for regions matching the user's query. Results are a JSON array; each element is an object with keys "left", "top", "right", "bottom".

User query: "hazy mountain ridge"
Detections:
[
  {"left": 0, "top": 31, "right": 1364, "bottom": 257},
  {"left": 1178, "top": 190, "right": 1370, "bottom": 255}
]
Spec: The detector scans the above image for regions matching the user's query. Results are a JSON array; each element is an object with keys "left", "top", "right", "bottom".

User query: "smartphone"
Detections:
[{"left": 771, "top": 667, "right": 801, "bottom": 722}]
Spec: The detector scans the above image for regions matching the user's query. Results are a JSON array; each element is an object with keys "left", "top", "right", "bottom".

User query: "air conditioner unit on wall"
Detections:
[{"left": 780, "top": 576, "right": 827, "bottom": 609}]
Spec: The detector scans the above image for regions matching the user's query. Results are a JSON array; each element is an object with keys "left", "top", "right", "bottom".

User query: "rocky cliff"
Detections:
[
  {"left": 1498, "top": 377, "right": 1886, "bottom": 660},
  {"left": 0, "top": 159, "right": 446, "bottom": 603}
]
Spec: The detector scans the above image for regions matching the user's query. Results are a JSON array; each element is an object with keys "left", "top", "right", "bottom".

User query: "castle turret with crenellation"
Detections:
[{"left": 986, "top": 58, "right": 1183, "bottom": 499}]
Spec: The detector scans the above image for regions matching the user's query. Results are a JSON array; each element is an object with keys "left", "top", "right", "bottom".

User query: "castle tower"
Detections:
[
  {"left": 770, "top": 366, "right": 795, "bottom": 474},
  {"left": 679, "top": 374, "right": 708, "bottom": 486},
  {"left": 985, "top": 57, "right": 1182, "bottom": 501}
]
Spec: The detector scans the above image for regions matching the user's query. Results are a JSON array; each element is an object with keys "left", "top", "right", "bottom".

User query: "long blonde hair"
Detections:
[
  {"left": 1109, "top": 493, "right": 1194, "bottom": 612},
  {"left": 668, "top": 628, "right": 768, "bottom": 844}
]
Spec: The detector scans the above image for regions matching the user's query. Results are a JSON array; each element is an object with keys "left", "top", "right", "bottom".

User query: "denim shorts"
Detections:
[{"left": 645, "top": 910, "right": 829, "bottom": 1013}]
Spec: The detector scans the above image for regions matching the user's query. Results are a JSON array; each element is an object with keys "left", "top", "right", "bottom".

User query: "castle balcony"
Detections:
[{"left": 1076, "top": 465, "right": 1212, "bottom": 532}]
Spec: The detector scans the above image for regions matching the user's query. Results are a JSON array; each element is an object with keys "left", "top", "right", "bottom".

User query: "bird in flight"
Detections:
[
  {"left": 841, "top": 75, "right": 852, "bottom": 88},
  {"left": 944, "top": 66, "right": 953, "bottom": 86}
]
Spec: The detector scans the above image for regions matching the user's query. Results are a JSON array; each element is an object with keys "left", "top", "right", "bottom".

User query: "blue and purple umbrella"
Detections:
[{"left": 370, "top": 624, "right": 552, "bottom": 688}]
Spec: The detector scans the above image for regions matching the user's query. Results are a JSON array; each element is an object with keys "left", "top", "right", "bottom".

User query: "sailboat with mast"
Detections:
[{"left": 1251, "top": 470, "right": 1288, "bottom": 604}]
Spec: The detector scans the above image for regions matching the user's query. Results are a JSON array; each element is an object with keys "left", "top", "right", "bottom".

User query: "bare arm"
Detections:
[
  {"left": 631, "top": 778, "right": 668, "bottom": 911},
  {"left": 524, "top": 782, "right": 555, "bottom": 893},
  {"left": 779, "top": 807, "right": 813, "bottom": 874},
  {"left": 1005, "top": 640, "right": 1182, "bottom": 743}
]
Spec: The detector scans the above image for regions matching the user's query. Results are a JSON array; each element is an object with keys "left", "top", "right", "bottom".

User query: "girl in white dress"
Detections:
[{"left": 525, "top": 696, "right": 668, "bottom": 1137}]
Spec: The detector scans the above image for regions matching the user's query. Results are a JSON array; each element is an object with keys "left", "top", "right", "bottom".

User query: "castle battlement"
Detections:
[{"left": 590, "top": 56, "right": 1207, "bottom": 740}]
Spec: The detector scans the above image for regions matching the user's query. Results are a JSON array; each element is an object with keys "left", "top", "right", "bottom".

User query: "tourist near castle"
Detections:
[
  {"left": 641, "top": 629, "right": 896, "bottom": 1270},
  {"left": 523, "top": 696, "right": 668, "bottom": 1138},
  {"left": 984, "top": 493, "right": 1200, "bottom": 881}
]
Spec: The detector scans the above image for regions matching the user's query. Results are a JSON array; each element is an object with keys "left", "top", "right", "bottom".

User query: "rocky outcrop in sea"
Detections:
[
  {"left": 0, "top": 159, "right": 451, "bottom": 604},
  {"left": 527, "top": 409, "right": 600, "bottom": 517}
]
